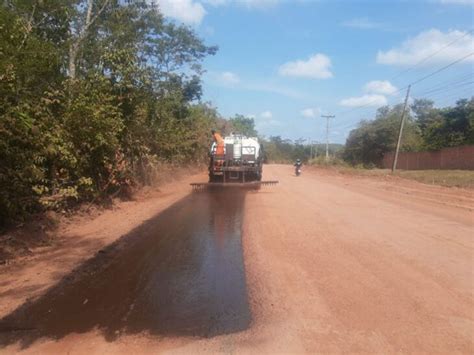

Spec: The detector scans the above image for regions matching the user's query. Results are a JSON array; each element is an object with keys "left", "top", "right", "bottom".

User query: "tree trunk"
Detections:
[
  {"left": 68, "top": 42, "right": 79, "bottom": 80},
  {"left": 67, "top": 0, "right": 109, "bottom": 80}
]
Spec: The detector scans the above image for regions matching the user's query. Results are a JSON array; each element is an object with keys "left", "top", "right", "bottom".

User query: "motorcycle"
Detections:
[{"left": 295, "top": 165, "right": 301, "bottom": 176}]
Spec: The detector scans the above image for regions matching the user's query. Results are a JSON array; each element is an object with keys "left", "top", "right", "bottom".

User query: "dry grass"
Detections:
[
  {"left": 393, "top": 170, "right": 474, "bottom": 189},
  {"left": 310, "top": 164, "right": 474, "bottom": 189}
]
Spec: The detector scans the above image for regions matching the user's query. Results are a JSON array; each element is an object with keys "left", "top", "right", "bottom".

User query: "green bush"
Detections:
[{"left": 0, "top": 1, "right": 218, "bottom": 227}]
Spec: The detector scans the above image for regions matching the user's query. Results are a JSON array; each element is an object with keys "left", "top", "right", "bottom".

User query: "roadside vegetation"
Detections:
[
  {"left": 262, "top": 99, "right": 473, "bottom": 188},
  {"left": 1, "top": 1, "right": 472, "bottom": 227},
  {"left": 343, "top": 98, "right": 474, "bottom": 166},
  {"left": 262, "top": 137, "right": 343, "bottom": 163},
  {"left": 0, "top": 1, "right": 258, "bottom": 227},
  {"left": 258, "top": 98, "right": 473, "bottom": 168}
]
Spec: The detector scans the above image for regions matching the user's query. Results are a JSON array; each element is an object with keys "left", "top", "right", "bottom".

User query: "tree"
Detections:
[
  {"left": 68, "top": 0, "right": 111, "bottom": 80},
  {"left": 0, "top": 0, "right": 218, "bottom": 226},
  {"left": 343, "top": 105, "right": 422, "bottom": 166},
  {"left": 411, "top": 98, "right": 437, "bottom": 134},
  {"left": 422, "top": 98, "right": 474, "bottom": 150},
  {"left": 229, "top": 114, "right": 257, "bottom": 136}
]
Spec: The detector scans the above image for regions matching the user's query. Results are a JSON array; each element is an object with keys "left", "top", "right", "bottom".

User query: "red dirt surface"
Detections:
[
  {"left": 0, "top": 171, "right": 206, "bottom": 321},
  {"left": 0, "top": 164, "right": 473, "bottom": 353}
]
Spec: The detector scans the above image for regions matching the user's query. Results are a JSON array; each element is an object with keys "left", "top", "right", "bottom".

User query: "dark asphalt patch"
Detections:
[{"left": 0, "top": 190, "right": 251, "bottom": 348}]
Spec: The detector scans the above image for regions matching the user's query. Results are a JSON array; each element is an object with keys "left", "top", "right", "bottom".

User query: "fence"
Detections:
[{"left": 382, "top": 145, "right": 474, "bottom": 170}]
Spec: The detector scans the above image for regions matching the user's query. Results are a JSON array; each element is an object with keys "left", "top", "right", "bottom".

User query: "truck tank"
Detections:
[{"left": 208, "top": 133, "right": 263, "bottom": 183}]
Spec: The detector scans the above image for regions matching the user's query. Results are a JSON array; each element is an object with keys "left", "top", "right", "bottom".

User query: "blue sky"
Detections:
[{"left": 157, "top": 0, "right": 474, "bottom": 143}]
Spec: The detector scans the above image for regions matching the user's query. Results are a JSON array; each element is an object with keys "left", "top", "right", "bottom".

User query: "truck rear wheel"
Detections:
[{"left": 209, "top": 174, "right": 223, "bottom": 183}]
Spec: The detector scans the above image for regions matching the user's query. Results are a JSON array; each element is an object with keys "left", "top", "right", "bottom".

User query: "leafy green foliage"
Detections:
[
  {"left": 262, "top": 136, "right": 343, "bottom": 163},
  {"left": 229, "top": 114, "right": 258, "bottom": 137},
  {"left": 0, "top": 0, "right": 218, "bottom": 226},
  {"left": 416, "top": 98, "right": 474, "bottom": 150},
  {"left": 343, "top": 104, "right": 422, "bottom": 166},
  {"left": 342, "top": 97, "right": 474, "bottom": 167}
]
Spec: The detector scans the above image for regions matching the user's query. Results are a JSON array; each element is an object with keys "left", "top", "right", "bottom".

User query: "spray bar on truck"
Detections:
[{"left": 190, "top": 180, "right": 279, "bottom": 191}]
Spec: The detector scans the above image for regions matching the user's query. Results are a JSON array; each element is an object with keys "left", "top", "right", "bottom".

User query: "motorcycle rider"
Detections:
[{"left": 294, "top": 158, "right": 302, "bottom": 176}]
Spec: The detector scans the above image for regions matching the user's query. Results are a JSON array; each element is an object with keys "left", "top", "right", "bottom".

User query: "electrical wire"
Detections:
[
  {"left": 389, "top": 29, "right": 474, "bottom": 82},
  {"left": 413, "top": 80, "right": 474, "bottom": 97},
  {"left": 409, "top": 52, "right": 474, "bottom": 86},
  {"left": 330, "top": 29, "right": 474, "bottom": 119},
  {"left": 333, "top": 52, "right": 474, "bottom": 122},
  {"left": 417, "top": 86, "right": 474, "bottom": 102},
  {"left": 412, "top": 72, "right": 473, "bottom": 95}
]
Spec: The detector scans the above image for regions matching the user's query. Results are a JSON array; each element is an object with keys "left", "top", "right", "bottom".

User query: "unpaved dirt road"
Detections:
[{"left": 0, "top": 164, "right": 473, "bottom": 353}]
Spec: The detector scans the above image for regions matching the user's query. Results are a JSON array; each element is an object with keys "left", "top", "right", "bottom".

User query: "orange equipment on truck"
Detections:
[{"left": 191, "top": 130, "right": 278, "bottom": 190}]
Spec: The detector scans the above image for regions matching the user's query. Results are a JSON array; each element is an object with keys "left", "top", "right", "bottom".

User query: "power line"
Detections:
[
  {"left": 419, "top": 86, "right": 474, "bottom": 102},
  {"left": 334, "top": 85, "right": 473, "bottom": 134},
  {"left": 390, "top": 29, "right": 474, "bottom": 82},
  {"left": 334, "top": 85, "right": 473, "bottom": 133},
  {"left": 335, "top": 88, "right": 407, "bottom": 117},
  {"left": 331, "top": 119, "right": 361, "bottom": 132},
  {"left": 320, "top": 32, "right": 474, "bottom": 143},
  {"left": 416, "top": 71, "right": 473, "bottom": 91},
  {"left": 410, "top": 52, "right": 474, "bottom": 86},
  {"left": 332, "top": 30, "right": 474, "bottom": 119},
  {"left": 411, "top": 72, "right": 473, "bottom": 95},
  {"left": 413, "top": 80, "right": 474, "bottom": 97},
  {"left": 334, "top": 51, "right": 474, "bottom": 120},
  {"left": 415, "top": 81, "right": 474, "bottom": 99}
]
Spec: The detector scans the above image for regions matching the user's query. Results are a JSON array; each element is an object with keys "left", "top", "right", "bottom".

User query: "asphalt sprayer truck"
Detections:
[{"left": 191, "top": 131, "right": 278, "bottom": 190}]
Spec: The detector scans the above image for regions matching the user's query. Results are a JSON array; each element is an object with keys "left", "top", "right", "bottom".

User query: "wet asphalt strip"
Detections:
[{"left": 0, "top": 189, "right": 251, "bottom": 346}]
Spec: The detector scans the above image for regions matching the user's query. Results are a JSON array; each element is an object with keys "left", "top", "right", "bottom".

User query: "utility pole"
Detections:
[
  {"left": 392, "top": 85, "right": 411, "bottom": 172},
  {"left": 321, "top": 115, "right": 335, "bottom": 161}
]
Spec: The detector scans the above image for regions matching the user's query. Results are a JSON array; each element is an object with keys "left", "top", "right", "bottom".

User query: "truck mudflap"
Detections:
[{"left": 190, "top": 180, "right": 279, "bottom": 191}]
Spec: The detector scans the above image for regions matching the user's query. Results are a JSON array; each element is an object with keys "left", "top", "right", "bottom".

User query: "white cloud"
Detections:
[
  {"left": 220, "top": 71, "right": 240, "bottom": 85},
  {"left": 256, "top": 120, "right": 281, "bottom": 130},
  {"left": 439, "top": 0, "right": 474, "bottom": 4},
  {"left": 364, "top": 80, "right": 398, "bottom": 95},
  {"left": 339, "top": 94, "right": 388, "bottom": 107},
  {"left": 206, "top": 71, "right": 309, "bottom": 99},
  {"left": 300, "top": 108, "right": 320, "bottom": 118},
  {"left": 255, "top": 110, "right": 280, "bottom": 131},
  {"left": 245, "top": 82, "right": 308, "bottom": 99},
  {"left": 237, "top": 0, "right": 279, "bottom": 8},
  {"left": 338, "top": 80, "right": 396, "bottom": 108},
  {"left": 204, "top": 0, "right": 279, "bottom": 8},
  {"left": 203, "top": 0, "right": 227, "bottom": 5},
  {"left": 156, "top": 0, "right": 206, "bottom": 25},
  {"left": 341, "top": 17, "right": 382, "bottom": 29},
  {"left": 260, "top": 110, "right": 273, "bottom": 119},
  {"left": 377, "top": 29, "right": 474, "bottom": 66},
  {"left": 278, "top": 54, "right": 333, "bottom": 79}
]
